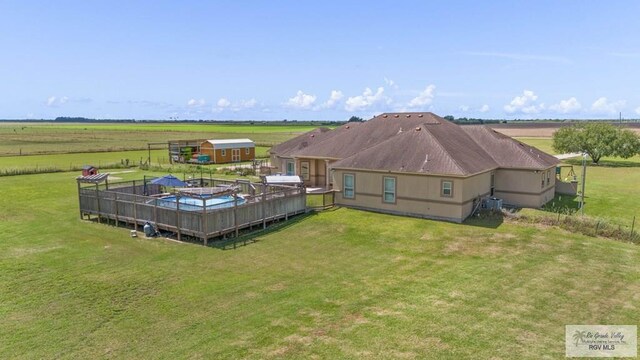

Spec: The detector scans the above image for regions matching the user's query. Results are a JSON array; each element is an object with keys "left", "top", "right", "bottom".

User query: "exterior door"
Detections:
[{"left": 232, "top": 149, "right": 241, "bottom": 162}]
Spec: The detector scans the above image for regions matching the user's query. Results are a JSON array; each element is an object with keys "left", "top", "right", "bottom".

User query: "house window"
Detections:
[
  {"left": 546, "top": 170, "right": 550, "bottom": 186},
  {"left": 541, "top": 173, "right": 545, "bottom": 188},
  {"left": 441, "top": 180, "right": 453, "bottom": 197},
  {"left": 286, "top": 161, "right": 295, "bottom": 176},
  {"left": 343, "top": 174, "right": 355, "bottom": 199},
  {"left": 245, "top": 148, "right": 251, "bottom": 155},
  {"left": 221, "top": 149, "right": 226, "bottom": 157},
  {"left": 300, "top": 161, "right": 310, "bottom": 181},
  {"left": 383, "top": 177, "right": 396, "bottom": 203}
]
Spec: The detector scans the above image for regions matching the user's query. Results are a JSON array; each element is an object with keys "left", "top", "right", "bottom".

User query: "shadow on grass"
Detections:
[
  {"left": 564, "top": 158, "right": 640, "bottom": 168},
  {"left": 463, "top": 210, "right": 504, "bottom": 229},
  {"left": 208, "top": 211, "right": 318, "bottom": 250},
  {"left": 541, "top": 194, "right": 581, "bottom": 215}
]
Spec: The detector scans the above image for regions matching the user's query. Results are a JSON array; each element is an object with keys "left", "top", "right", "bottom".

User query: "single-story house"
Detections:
[
  {"left": 199, "top": 139, "right": 255, "bottom": 164},
  {"left": 269, "top": 112, "right": 560, "bottom": 222}
]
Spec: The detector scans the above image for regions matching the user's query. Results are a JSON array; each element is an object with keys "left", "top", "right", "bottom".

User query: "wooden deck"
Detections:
[{"left": 78, "top": 178, "right": 306, "bottom": 245}]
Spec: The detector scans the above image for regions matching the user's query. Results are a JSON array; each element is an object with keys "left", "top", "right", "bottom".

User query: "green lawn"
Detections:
[
  {"left": 0, "top": 147, "right": 270, "bottom": 172},
  {"left": 1, "top": 170, "right": 639, "bottom": 359},
  {"left": 0, "top": 122, "right": 318, "bottom": 155},
  {"left": 514, "top": 137, "right": 554, "bottom": 154}
]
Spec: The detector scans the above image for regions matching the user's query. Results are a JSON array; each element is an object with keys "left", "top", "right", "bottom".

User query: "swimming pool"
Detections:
[{"left": 155, "top": 195, "right": 246, "bottom": 211}]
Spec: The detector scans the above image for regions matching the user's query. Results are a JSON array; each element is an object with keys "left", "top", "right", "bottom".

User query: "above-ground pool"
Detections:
[{"left": 155, "top": 195, "right": 245, "bottom": 211}]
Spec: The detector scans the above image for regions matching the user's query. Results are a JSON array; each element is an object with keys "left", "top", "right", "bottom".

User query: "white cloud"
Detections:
[
  {"left": 408, "top": 85, "right": 436, "bottom": 108},
  {"left": 240, "top": 98, "right": 257, "bottom": 109},
  {"left": 459, "top": 105, "right": 469, "bottom": 112},
  {"left": 635, "top": 106, "right": 640, "bottom": 115},
  {"left": 213, "top": 97, "right": 258, "bottom": 112},
  {"left": 504, "top": 90, "right": 544, "bottom": 114},
  {"left": 46, "top": 96, "right": 69, "bottom": 107},
  {"left": 285, "top": 90, "right": 317, "bottom": 109},
  {"left": 590, "top": 97, "right": 626, "bottom": 114},
  {"left": 315, "top": 90, "right": 344, "bottom": 110},
  {"left": 549, "top": 97, "right": 582, "bottom": 114},
  {"left": 217, "top": 98, "right": 231, "bottom": 108},
  {"left": 384, "top": 77, "right": 399, "bottom": 90},
  {"left": 479, "top": 104, "right": 490, "bottom": 113},
  {"left": 345, "top": 87, "right": 388, "bottom": 112},
  {"left": 187, "top": 98, "right": 206, "bottom": 107}
]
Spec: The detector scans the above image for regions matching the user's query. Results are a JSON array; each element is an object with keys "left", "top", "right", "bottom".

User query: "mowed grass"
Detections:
[
  {"left": 514, "top": 137, "right": 554, "bottom": 154},
  {"left": 0, "top": 122, "right": 320, "bottom": 155},
  {"left": 0, "top": 147, "right": 270, "bottom": 171},
  {"left": 517, "top": 137, "right": 640, "bottom": 225},
  {"left": 1, "top": 171, "right": 639, "bottom": 359}
]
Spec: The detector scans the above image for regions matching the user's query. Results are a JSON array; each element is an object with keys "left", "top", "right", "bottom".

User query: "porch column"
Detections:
[{"left": 325, "top": 160, "right": 330, "bottom": 188}]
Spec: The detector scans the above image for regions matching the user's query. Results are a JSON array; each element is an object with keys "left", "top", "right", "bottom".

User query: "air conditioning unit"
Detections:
[{"left": 482, "top": 197, "right": 503, "bottom": 211}]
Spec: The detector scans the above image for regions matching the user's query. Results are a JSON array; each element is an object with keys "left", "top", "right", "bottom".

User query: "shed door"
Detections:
[{"left": 232, "top": 149, "right": 241, "bottom": 162}]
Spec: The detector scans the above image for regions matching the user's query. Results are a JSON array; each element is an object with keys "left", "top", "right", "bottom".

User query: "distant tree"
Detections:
[
  {"left": 348, "top": 116, "right": 364, "bottom": 122},
  {"left": 444, "top": 115, "right": 455, "bottom": 121},
  {"left": 552, "top": 123, "right": 640, "bottom": 164}
]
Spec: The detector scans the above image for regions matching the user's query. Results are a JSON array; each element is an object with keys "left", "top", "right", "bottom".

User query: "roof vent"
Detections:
[
  {"left": 383, "top": 114, "right": 388, "bottom": 118},
  {"left": 418, "top": 114, "right": 424, "bottom": 118},
  {"left": 406, "top": 114, "right": 411, "bottom": 118},
  {"left": 415, "top": 127, "right": 421, "bottom": 131},
  {"left": 310, "top": 134, "right": 315, "bottom": 138},
  {"left": 394, "top": 114, "right": 399, "bottom": 118},
  {"left": 345, "top": 125, "right": 350, "bottom": 129}
]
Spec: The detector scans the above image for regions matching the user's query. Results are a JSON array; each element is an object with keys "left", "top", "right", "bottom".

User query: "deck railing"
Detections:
[{"left": 78, "top": 178, "right": 306, "bottom": 245}]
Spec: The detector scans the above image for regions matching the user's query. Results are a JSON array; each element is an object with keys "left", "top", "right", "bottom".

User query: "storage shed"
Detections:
[
  {"left": 199, "top": 139, "right": 255, "bottom": 164},
  {"left": 81, "top": 165, "right": 98, "bottom": 176}
]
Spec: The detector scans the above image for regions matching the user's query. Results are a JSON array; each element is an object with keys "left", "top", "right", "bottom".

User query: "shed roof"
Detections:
[{"left": 202, "top": 139, "right": 255, "bottom": 149}]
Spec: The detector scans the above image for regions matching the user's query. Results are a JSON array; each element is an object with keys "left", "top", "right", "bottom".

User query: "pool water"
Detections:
[{"left": 155, "top": 195, "right": 245, "bottom": 211}]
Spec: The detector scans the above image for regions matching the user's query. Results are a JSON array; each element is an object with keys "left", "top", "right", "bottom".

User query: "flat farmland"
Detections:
[
  {"left": 488, "top": 122, "right": 640, "bottom": 138},
  {"left": 0, "top": 123, "right": 322, "bottom": 156}
]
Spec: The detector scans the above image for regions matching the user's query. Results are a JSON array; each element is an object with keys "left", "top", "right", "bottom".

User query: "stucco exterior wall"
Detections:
[
  {"left": 332, "top": 169, "right": 492, "bottom": 222},
  {"left": 494, "top": 167, "right": 556, "bottom": 207}
]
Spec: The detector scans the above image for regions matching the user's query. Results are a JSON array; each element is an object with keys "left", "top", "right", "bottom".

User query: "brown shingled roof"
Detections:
[
  {"left": 330, "top": 118, "right": 499, "bottom": 175},
  {"left": 269, "top": 123, "right": 361, "bottom": 158},
  {"left": 270, "top": 112, "right": 558, "bottom": 176},
  {"left": 461, "top": 125, "right": 559, "bottom": 169}
]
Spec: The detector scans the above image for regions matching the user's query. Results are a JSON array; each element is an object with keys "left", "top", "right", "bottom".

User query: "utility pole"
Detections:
[{"left": 580, "top": 153, "right": 587, "bottom": 216}]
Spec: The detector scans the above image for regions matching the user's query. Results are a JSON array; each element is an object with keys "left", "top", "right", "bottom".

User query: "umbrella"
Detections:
[{"left": 150, "top": 174, "right": 188, "bottom": 187}]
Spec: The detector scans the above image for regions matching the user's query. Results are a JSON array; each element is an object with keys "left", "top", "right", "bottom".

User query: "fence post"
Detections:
[
  {"left": 114, "top": 192, "right": 119, "bottom": 226},
  {"left": 95, "top": 183, "right": 101, "bottom": 224},
  {"left": 595, "top": 221, "right": 600, "bottom": 236},
  {"left": 262, "top": 184, "right": 267, "bottom": 229},
  {"left": 133, "top": 194, "right": 138, "bottom": 231},
  {"left": 176, "top": 194, "right": 182, "bottom": 242},
  {"left": 631, "top": 216, "right": 636, "bottom": 239}
]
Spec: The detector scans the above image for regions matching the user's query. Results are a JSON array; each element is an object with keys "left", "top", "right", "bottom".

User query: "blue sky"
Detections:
[{"left": 1, "top": 1, "right": 639, "bottom": 120}]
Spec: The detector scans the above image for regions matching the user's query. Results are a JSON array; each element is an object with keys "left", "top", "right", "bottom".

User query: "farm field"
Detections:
[
  {"left": 0, "top": 147, "right": 270, "bottom": 172},
  {"left": 0, "top": 122, "right": 321, "bottom": 156},
  {"left": 1, "top": 170, "right": 639, "bottom": 359}
]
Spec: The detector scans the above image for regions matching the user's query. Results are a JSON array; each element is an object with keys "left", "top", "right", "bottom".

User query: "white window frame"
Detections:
[
  {"left": 245, "top": 147, "right": 251, "bottom": 155},
  {"left": 285, "top": 160, "right": 295, "bottom": 176},
  {"left": 383, "top": 176, "right": 396, "bottom": 203},
  {"left": 221, "top": 149, "right": 226, "bottom": 157},
  {"left": 343, "top": 173, "right": 355, "bottom": 199},
  {"left": 441, "top": 180, "right": 453, "bottom": 197}
]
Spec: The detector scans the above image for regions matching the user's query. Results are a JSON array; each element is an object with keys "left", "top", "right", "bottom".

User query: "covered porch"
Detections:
[{"left": 295, "top": 157, "right": 335, "bottom": 188}]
